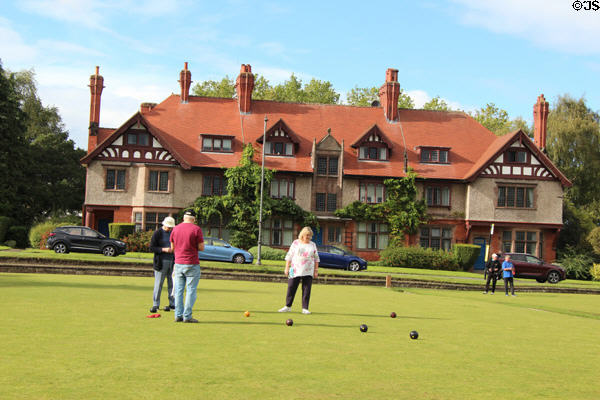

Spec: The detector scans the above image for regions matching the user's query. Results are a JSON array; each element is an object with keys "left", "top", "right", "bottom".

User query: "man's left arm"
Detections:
[{"left": 197, "top": 229, "right": 204, "bottom": 252}]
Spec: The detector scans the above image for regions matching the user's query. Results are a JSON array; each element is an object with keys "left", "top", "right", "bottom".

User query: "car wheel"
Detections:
[
  {"left": 547, "top": 270, "right": 561, "bottom": 284},
  {"left": 53, "top": 243, "right": 68, "bottom": 254},
  {"left": 536, "top": 278, "right": 546, "bottom": 283},
  {"left": 233, "top": 254, "right": 245, "bottom": 264},
  {"left": 103, "top": 245, "right": 117, "bottom": 257},
  {"left": 348, "top": 261, "right": 360, "bottom": 272}
]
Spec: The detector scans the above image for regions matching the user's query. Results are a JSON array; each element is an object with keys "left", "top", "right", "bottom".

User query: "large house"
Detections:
[{"left": 81, "top": 63, "right": 570, "bottom": 266}]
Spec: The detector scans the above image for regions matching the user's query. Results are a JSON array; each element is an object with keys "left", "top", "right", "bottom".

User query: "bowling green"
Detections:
[{"left": 1, "top": 273, "right": 599, "bottom": 399}]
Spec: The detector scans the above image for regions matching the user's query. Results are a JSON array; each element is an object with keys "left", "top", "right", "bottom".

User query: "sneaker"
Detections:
[
  {"left": 505, "top": 294, "right": 509, "bottom": 296},
  {"left": 163, "top": 306, "right": 171, "bottom": 312},
  {"left": 183, "top": 318, "right": 199, "bottom": 323},
  {"left": 278, "top": 306, "right": 291, "bottom": 312},
  {"left": 175, "top": 317, "right": 183, "bottom": 322},
  {"left": 512, "top": 294, "right": 517, "bottom": 297},
  {"left": 301, "top": 309, "right": 311, "bottom": 315},
  {"left": 150, "top": 306, "right": 158, "bottom": 313},
  {"left": 490, "top": 292, "right": 495, "bottom": 295},
  {"left": 482, "top": 292, "right": 488, "bottom": 294}
]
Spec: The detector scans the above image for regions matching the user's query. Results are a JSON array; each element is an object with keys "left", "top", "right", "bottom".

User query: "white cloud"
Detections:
[
  {"left": 451, "top": 0, "right": 600, "bottom": 54},
  {"left": 0, "top": 18, "right": 38, "bottom": 64}
]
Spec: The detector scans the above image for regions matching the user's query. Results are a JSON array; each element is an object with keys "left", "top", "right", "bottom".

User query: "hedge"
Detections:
[
  {"left": 591, "top": 264, "right": 600, "bottom": 282},
  {"left": 7, "top": 226, "right": 29, "bottom": 248},
  {"left": 380, "top": 245, "right": 459, "bottom": 270},
  {"left": 248, "top": 245, "right": 287, "bottom": 261},
  {"left": 122, "top": 230, "right": 153, "bottom": 253},
  {"left": 109, "top": 223, "right": 136, "bottom": 240},
  {"left": 453, "top": 244, "right": 481, "bottom": 271},
  {"left": 0, "top": 216, "right": 11, "bottom": 243}
]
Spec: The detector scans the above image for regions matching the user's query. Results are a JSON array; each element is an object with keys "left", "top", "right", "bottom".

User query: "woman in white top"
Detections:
[{"left": 278, "top": 226, "right": 320, "bottom": 314}]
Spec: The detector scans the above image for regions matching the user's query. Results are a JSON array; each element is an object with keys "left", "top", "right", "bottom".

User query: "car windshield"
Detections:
[
  {"left": 212, "top": 240, "right": 228, "bottom": 247},
  {"left": 329, "top": 247, "right": 346, "bottom": 256}
]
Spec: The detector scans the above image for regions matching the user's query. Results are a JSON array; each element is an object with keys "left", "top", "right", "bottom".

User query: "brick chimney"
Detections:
[
  {"left": 379, "top": 68, "right": 400, "bottom": 122},
  {"left": 179, "top": 62, "right": 192, "bottom": 103},
  {"left": 236, "top": 64, "right": 254, "bottom": 114},
  {"left": 88, "top": 66, "right": 104, "bottom": 151},
  {"left": 533, "top": 94, "right": 549, "bottom": 151}
]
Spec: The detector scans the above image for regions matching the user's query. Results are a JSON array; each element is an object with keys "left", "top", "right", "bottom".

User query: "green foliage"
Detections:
[
  {"left": 380, "top": 245, "right": 459, "bottom": 270},
  {"left": 557, "top": 200, "right": 596, "bottom": 254},
  {"left": 423, "top": 96, "right": 450, "bottom": 111},
  {"left": 192, "top": 73, "right": 340, "bottom": 105},
  {"left": 248, "top": 245, "right": 287, "bottom": 261},
  {"left": 29, "top": 220, "right": 68, "bottom": 249},
  {"left": 587, "top": 227, "right": 600, "bottom": 256},
  {"left": 109, "top": 223, "right": 135, "bottom": 240},
  {"left": 122, "top": 230, "right": 153, "bottom": 253},
  {"left": 591, "top": 264, "right": 600, "bottom": 281},
  {"left": 0, "top": 216, "right": 11, "bottom": 243},
  {"left": 7, "top": 226, "right": 29, "bottom": 248},
  {"left": 3, "top": 240, "right": 16, "bottom": 248},
  {"left": 453, "top": 244, "right": 481, "bottom": 271},
  {"left": 336, "top": 171, "right": 427, "bottom": 244},
  {"left": 397, "top": 90, "right": 415, "bottom": 109},
  {"left": 346, "top": 86, "right": 414, "bottom": 109},
  {"left": 189, "top": 144, "right": 317, "bottom": 250},
  {"left": 558, "top": 248, "right": 593, "bottom": 280},
  {"left": 471, "top": 103, "right": 512, "bottom": 136}
]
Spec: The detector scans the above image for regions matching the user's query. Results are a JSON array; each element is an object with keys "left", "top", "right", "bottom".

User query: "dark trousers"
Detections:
[
  {"left": 286, "top": 276, "right": 313, "bottom": 309},
  {"left": 504, "top": 277, "right": 515, "bottom": 295},
  {"left": 485, "top": 273, "right": 497, "bottom": 293}
]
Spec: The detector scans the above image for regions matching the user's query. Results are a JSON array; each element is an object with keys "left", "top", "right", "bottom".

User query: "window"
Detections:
[
  {"left": 262, "top": 218, "right": 294, "bottom": 246},
  {"left": 506, "top": 150, "right": 527, "bottom": 163},
  {"left": 271, "top": 178, "right": 294, "bottom": 199},
  {"left": 426, "top": 186, "right": 450, "bottom": 207},
  {"left": 359, "top": 146, "right": 388, "bottom": 161},
  {"left": 420, "top": 148, "right": 449, "bottom": 163},
  {"left": 134, "top": 212, "right": 143, "bottom": 232},
  {"left": 105, "top": 169, "right": 125, "bottom": 190},
  {"left": 202, "top": 216, "right": 230, "bottom": 241},
  {"left": 420, "top": 227, "right": 452, "bottom": 251},
  {"left": 149, "top": 171, "right": 169, "bottom": 192},
  {"left": 145, "top": 212, "right": 169, "bottom": 231},
  {"left": 327, "top": 226, "right": 342, "bottom": 243},
  {"left": 202, "top": 175, "right": 226, "bottom": 196},
  {"left": 316, "top": 193, "right": 336, "bottom": 212},
  {"left": 265, "top": 142, "right": 293, "bottom": 156},
  {"left": 502, "top": 231, "right": 512, "bottom": 253},
  {"left": 316, "top": 156, "right": 338, "bottom": 176},
  {"left": 202, "top": 136, "right": 232, "bottom": 152},
  {"left": 127, "top": 132, "right": 150, "bottom": 146},
  {"left": 357, "top": 222, "right": 389, "bottom": 250},
  {"left": 360, "top": 183, "right": 385, "bottom": 203},
  {"left": 515, "top": 231, "right": 537, "bottom": 255},
  {"left": 497, "top": 186, "right": 534, "bottom": 208}
]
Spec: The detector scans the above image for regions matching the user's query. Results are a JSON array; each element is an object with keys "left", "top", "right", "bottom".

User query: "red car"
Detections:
[{"left": 506, "top": 253, "right": 566, "bottom": 284}]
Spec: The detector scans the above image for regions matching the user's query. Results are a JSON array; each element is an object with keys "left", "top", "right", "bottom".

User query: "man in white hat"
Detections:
[{"left": 149, "top": 216, "right": 176, "bottom": 312}]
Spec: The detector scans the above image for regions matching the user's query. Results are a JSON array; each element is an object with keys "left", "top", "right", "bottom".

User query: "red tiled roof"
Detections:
[{"left": 85, "top": 94, "right": 570, "bottom": 186}]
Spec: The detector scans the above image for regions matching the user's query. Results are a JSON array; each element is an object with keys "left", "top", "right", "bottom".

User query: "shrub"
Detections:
[
  {"left": 587, "top": 227, "right": 600, "bottom": 256},
  {"left": 558, "top": 252, "right": 593, "bottom": 281},
  {"left": 122, "top": 230, "right": 153, "bottom": 253},
  {"left": 453, "top": 244, "right": 482, "bottom": 271},
  {"left": 4, "top": 240, "right": 16, "bottom": 248},
  {"left": 0, "top": 216, "right": 11, "bottom": 243},
  {"left": 109, "top": 223, "right": 136, "bottom": 240},
  {"left": 29, "top": 216, "right": 81, "bottom": 249},
  {"left": 380, "top": 245, "right": 459, "bottom": 270},
  {"left": 7, "top": 226, "right": 29, "bottom": 248},
  {"left": 248, "top": 245, "right": 287, "bottom": 261},
  {"left": 591, "top": 264, "right": 600, "bottom": 281}
]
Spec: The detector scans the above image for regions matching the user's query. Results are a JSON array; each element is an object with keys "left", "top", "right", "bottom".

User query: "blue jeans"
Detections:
[
  {"left": 173, "top": 264, "right": 201, "bottom": 320},
  {"left": 153, "top": 258, "right": 174, "bottom": 308}
]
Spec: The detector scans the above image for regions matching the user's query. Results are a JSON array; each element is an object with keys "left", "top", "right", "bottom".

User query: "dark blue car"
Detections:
[{"left": 317, "top": 245, "right": 367, "bottom": 271}]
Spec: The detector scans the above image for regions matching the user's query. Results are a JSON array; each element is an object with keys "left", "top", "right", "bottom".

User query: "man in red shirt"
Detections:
[{"left": 170, "top": 210, "right": 204, "bottom": 323}]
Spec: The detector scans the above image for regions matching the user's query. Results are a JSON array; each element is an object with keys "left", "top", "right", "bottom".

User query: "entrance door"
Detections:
[
  {"left": 97, "top": 219, "right": 111, "bottom": 237},
  {"left": 473, "top": 237, "right": 487, "bottom": 270}
]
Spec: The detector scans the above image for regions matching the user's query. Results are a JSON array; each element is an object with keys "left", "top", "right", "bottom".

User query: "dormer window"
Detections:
[
  {"left": 506, "top": 149, "right": 528, "bottom": 163},
  {"left": 201, "top": 135, "right": 233, "bottom": 153},
  {"left": 257, "top": 119, "right": 300, "bottom": 157},
  {"left": 420, "top": 147, "right": 450, "bottom": 164},
  {"left": 351, "top": 125, "right": 392, "bottom": 161},
  {"left": 127, "top": 131, "right": 150, "bottom": 146}
]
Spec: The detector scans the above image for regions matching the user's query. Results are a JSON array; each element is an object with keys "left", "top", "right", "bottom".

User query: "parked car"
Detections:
[
  {"left": 46, "top": 226, "right": 127, "bottom": 257},
  {"left": 198, "top": 237, "right": 253, "bottom": 264},
  {"left": 505, "top": 253, "right": 566, "bottom": 284},
  {"left": 317, "top": 245, "right": 367, "bottom": 271}
]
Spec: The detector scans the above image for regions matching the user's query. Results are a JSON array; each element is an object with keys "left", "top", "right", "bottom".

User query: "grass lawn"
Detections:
[{"left": 1, "top": 273, "right": 599, "bottom": 399}]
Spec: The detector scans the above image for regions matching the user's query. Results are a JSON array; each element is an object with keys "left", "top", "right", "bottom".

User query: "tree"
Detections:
[
  {"left": 346, "top": 86, "right": 414, "bottom": 109},
  {"left": 546, "top": 95, "right": 600, "bottom": 207},
  {"left": 423, "top": 96, "right": 450, "bottom": 111},
  {"left": 471, "top": 103, "right": 512, "bottom": 135},
  {"left": 8, "top": 69, "right": 86, "bottom": 219},
  {"left": 191, "top": 76, "right": 235, "bottom": 98},
  {"left": 397, "top": 90, "right": 415, "bottom": 109}
]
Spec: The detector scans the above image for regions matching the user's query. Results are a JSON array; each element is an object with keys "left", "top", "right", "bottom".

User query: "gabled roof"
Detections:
[
  {"left": 465, "top": 129, "right": 572, "bottom": 187},
  {"left": 350, "top": 124, "right": 394, "bottom": 149},
  {"left": 80, "top": 112, "right": 190, "bottom": 169},
  {"left": 256, "top": 118, "right": 301, "bottom": 144}
]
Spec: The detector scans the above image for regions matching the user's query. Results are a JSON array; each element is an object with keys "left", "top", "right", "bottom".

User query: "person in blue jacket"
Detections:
[
  {"left": 149, "top": 216, "right": 176, "bottom": 312},
  {"left": 502, "top": 254, "right": 516, "bottom": 297}
]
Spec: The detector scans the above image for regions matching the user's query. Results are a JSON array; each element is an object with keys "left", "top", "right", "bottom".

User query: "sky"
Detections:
[{"left": 1, "top": 0, "right": 599, "bottom": 150}]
